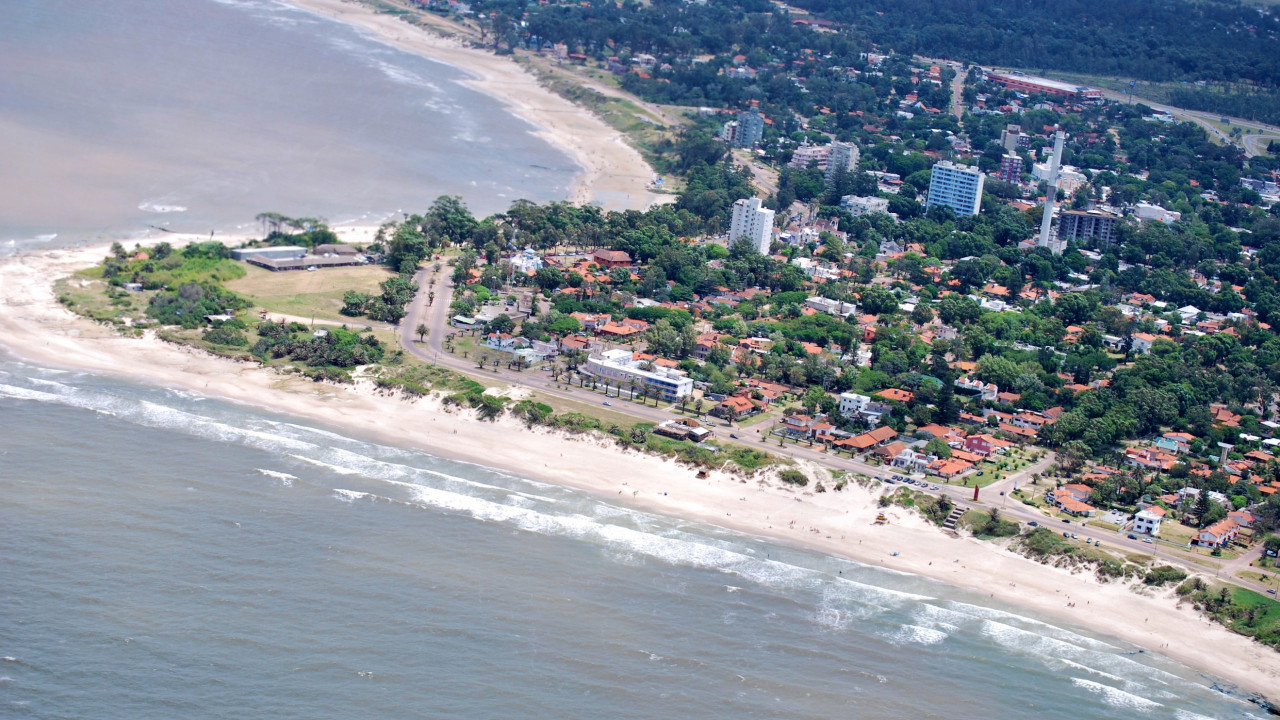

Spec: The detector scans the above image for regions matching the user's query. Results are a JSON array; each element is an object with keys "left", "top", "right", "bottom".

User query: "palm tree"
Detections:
[
  {"left": 415, "top": 323, "right": 428, "bottom": 343},
  {"left": 628, "top": 379, "right": 639, "bottom": 401},
  {"left": 644, "top": 385, "right": 660, "bottom": 406},
  {"left": 477, "top": 354, "right": 488, "bottom": 369}
]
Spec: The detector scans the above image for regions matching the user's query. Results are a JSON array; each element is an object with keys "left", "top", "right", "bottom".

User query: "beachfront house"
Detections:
[
  {"left": 1196, "top": 518, "right": 1240, "bottom": 547},
  {"left": 1133, "top": 506, "right": 1164, "bottom": 536}
]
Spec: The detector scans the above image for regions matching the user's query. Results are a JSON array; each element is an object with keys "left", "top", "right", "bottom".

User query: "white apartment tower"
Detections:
[
  {"left": 729, "top": 197, "right": 776, "bottom": 254},
  {"left": 925, "top": 161, "right": 984, "bottom": 217},
  {"left": 825, "top": 142, "right": 860, "bottom": 184}
]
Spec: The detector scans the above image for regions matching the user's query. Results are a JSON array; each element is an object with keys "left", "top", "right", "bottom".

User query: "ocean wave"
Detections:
[
  {"left": 887, "top": 624, "right": 949, "bottom": 646},
  {"left": 137, "top": 201, "right": 188, "bottom": 214},
  {"left": 332, "top": 488, "right": 372, "bottom": 503},
  {"left": 1070, "top": 677, "right": 1162, "bottom": 710},
  {"left": 288, "top": 455, "right": 362, "bottom": 476},
  {"left": 254, "top": 468, "right": 297, "bottom": 486},
  {"left": 371, "top": 59, "right": 439, "bottom": 92}
]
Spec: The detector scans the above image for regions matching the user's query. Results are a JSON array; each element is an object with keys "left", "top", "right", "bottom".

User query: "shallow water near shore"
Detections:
[
  {"left": 0, "top": 355, "right": 1267, "bottom": 719},
  {"left": 0, "top": 0, "right": 576, "bottom": 247}
]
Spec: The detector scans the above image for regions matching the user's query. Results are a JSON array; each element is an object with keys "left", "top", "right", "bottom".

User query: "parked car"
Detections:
[
  {"left": 1127, "top": 533, "right": 1137, "bottom": 540},
  {"left": 602, "top": 401, "right": 611, "bottom": 406},
  {"left": 1143, "top": 538, "right": 1154, "bottom": 544},
  {"left": 729, "top": 433, "right": 739, "bottom": 439},
  {"left": 1028, "top": 521, "right": 1038, "bottom": 527},
  {"left": 1061, "top": 519, "right": 1071, "bottom": 524}
]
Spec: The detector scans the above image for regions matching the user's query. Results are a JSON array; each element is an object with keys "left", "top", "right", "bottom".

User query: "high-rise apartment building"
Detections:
[
  {"left": 825, "top": 142, "right": 860, "bottom": 184},
  {"left": 729, "top": 197, "right": 775, "bottom": 254},
  {"left": 999, "top": 154, "right": 1023, "bottom": 184},
  {"left": 1057, "top": 209, "right": 1119, "bottom": 248},
  {"left": 925, "top": 161, "right": 985, "bottom": 217},
  {"left": 734, "top": 110, "right": 764, "bottom": 147}
]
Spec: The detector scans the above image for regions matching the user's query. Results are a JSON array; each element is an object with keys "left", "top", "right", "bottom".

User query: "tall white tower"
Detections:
[
  {"left": 1037, "top": 128, "right": 1067, "bottom": 254},
  {"left": 729, "top": 197, "right": 775, "bottom": 254}
]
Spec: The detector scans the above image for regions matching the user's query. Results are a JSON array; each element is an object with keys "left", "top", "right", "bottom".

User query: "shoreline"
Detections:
[
  {"left": 0, "top": 238, "right": 1277, "bottom": 704},
  {"left": 281, "top": 0, "right": 665, "bottom": 212}
]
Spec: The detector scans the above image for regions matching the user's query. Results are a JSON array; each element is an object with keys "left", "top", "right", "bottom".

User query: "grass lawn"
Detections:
[
  {"left": 1226, "top": 587, "right": 1280, "bottom": 638},
  {"left": 736, "top": 410, "right": 777, "bottom": 428},
  {"left": 1237, "top": 570, "right": 1280, "bottom": 586},
  {"left": 224, "top": 264, "right": 394, "bottom": 323},
  {"left": 1158, "top": 521, "right": 1199, "bottom": 546},
  {"left": 956, "top": 466, "right": 1004, "bottom": 488}
]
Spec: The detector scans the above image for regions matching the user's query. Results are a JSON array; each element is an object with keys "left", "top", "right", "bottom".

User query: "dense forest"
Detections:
[{"left": 790, "top": 0, "right": 1280, "bottom": 87}]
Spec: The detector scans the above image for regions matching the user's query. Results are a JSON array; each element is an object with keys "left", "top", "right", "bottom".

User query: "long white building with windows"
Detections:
[
  {"left": 925, "top": 161, "right": 984, "bottom": 217},
  {"left": 583, "top": 349, "right": 693, "bottom": 401}
]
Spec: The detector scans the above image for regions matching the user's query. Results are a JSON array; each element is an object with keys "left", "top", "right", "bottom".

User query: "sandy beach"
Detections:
[
  {"left": 281, "top": 0, "right": 665, "bottom": 212},
  {"left": 1, "top": 239, "right": 1277, "bottom": 702}
]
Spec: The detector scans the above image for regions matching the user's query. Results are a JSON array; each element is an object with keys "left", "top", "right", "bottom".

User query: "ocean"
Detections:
[
  {"left": 0, "top": 0, "right": 577, "bottom": 247},
  {"left": 0, "top": 0, "right": 1271, "bottom": 717},
  {"left": 0, "top": 356, "right": 1267, "bottom": 718}
]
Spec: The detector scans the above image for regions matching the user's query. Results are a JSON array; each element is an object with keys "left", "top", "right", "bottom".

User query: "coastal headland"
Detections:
[{"left": 1, "top": 236, "right": 1277, "bottom": 702}]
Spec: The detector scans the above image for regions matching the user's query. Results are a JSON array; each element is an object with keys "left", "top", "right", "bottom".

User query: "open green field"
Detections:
[{"left": 225, "top": 264, "right": 394, "bottom": 323}]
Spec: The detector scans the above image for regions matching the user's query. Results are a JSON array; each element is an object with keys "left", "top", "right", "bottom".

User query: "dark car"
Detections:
[
  {"left": 1061, "top": 518, "right": 1071, "bottom": 524},
  {"left": 729, "top": 433, "right": 739, "bottom": 439},
  {"left": 1127, "top": 533, "right": 1137, "bottom": 540},
  {"left": 1028, "top": 521, "right": 1039, "bottom": 527}
]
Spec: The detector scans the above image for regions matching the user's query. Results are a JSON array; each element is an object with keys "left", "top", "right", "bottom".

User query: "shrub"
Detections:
[
  {"left": 780, "top": 469, "right": 808, "bottom": 486},
  {"left": 1144, "top": 565, "right": 1188, "bottom": 587},
  {"left": 203, "top": 326, "right": 248, "bottom": 347}
]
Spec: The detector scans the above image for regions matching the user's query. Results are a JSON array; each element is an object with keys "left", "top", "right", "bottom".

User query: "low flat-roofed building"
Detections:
[
  {"left": 230, "top": 245, "right": 307, "bottom": 261},
  {"left": 244, "top": 254, "right": 364, "bottom": 271}
]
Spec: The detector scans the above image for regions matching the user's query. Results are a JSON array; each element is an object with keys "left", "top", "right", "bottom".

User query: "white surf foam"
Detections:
[
  {"left": 887, "top": 624, "right": 949, "bottom": 646},
  {"left": 137, "top": 201, "right": 187, "bottom": 214},
  {"left": 1070, "top": 677, "right": 1161, "bottom": 710},
  {"left": 289, "top": 455, "right": 362, "bottom": 476},
  {"left": 332, "top": 489, "right": 371, "bottom": 503},
  {"left": 1056, "top": 657, "right": 1127, "bottom": 684},
  {"left": 255, "top": 469, "right": 297, "bottom": 486}
]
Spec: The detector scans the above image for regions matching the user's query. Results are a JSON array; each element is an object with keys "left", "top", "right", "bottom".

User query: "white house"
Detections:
[
  {"left": 1130, "top": 332, "right": 1157, "bottom": 355},
  {"left": 955, "top": 376, "right": 998, "bottom": 401},
  {"left": 805, "top": 296, "right": 858, "bottom": 317},
  {"left": 1133, "top": 506, "right": 1164, "bottom": 536},
  {"left": 840, "top": 195, "right": 890, "bottom": 217},
  {"left": 839, "top": 392, "right": 871, "bottom": 417}
]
